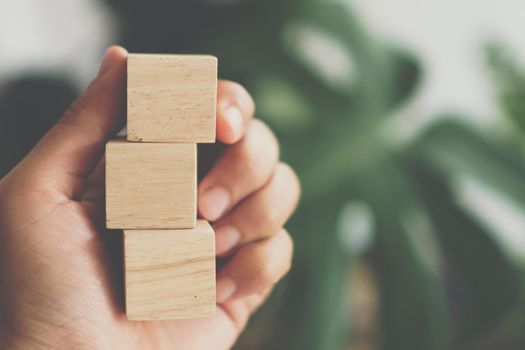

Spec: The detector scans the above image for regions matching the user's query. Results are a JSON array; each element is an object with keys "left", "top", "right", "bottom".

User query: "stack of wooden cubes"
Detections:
[{"left": 105, "top": 54, "right": 218, "bottom": 320}]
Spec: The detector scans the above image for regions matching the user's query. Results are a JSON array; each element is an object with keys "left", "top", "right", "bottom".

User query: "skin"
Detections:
[{"left": 0, "top": 46, "right": 300, "bottom": 349}]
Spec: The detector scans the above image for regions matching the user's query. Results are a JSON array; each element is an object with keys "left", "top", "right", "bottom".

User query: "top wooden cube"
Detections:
[{"left": 127, "top": 54, "right": 217, "bottom": 143}]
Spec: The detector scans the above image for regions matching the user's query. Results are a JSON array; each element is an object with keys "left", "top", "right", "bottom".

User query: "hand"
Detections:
[{"left": 0, "top": 47, "right": 300, "bottom": 350}]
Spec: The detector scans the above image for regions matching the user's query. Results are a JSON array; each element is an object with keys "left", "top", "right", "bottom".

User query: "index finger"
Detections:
[{"left": 216, "top": 81, "right": 255, "bottom": 144}]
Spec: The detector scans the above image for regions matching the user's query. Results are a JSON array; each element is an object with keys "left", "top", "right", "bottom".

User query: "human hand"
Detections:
[{"left": 0, "top": 47, "right": 300, "bottom": 349}]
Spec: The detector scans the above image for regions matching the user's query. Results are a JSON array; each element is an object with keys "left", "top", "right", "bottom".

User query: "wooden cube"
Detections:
[
  {"left": 106, "top": 140, "right": 196, "bottom": 229},
  {"left": 124, "top": 221, "right": 216, "bottom": 320},
  {"left": 127, "top": 54, "right": 217, "bottom": 143}
]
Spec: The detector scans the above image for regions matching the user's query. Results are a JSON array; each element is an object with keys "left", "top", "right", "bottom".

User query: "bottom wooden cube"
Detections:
[{"left": 124, "top": 220, "right": 216, "bottom": 320}]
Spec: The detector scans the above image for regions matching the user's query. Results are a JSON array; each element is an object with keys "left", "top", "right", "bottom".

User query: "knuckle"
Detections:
[
  {"left": 281, "top": 231, "right": 294, "bottom": 275},
  {"left": 240, "top": 164, "right": 300, "bottom": 237},
  {"left": 242, "top": 197, "right": 281, "bottom": 236},
  {"left": 275, "top": 162, "right": 301, "bottom": 204},
  {"left": 219, "top": 80, "right": 255, "bottom": 114},
  {"left": 252, "top": 164, "right": 300, "bottom": 230},
  {"left": 57, "top": 104, "right": 88, "bottom": 134},
  {"left": 64, "top": 93, "right": 91, "bottom": 121},
  {"left": 219, "top": 80, "right": 244, "bottom": 93},
  {"left": 234, "top": 122, "right": 278, "bottom": 182},
  {"left": 58, "top": 94, "right": 107, "bottom": 140},
  {"left": 252, "top": 249, "right": 280, "bottom": 286},
  {"left": 235, "top": 133, "right": 259, "bottom": 164},
  {"left": 247, "top": 120, "right": 280, "bottom": 162},
  {"left": 259, "top": 203, "right": 282, "bottom": 233},
  {"left": 251, "top": 231, "right": 294, "bottom": 286},
  {"left": 276, "top": 162, "right": 300, "bottom": 190}
]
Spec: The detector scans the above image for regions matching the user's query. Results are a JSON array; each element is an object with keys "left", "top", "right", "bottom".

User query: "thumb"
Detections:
[{"left": 12, "top": 46, "right": 127, "bottom": 199}]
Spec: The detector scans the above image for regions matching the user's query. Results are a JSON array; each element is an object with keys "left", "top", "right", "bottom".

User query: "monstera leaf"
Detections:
[
  {"left": 407, "top": 120, "right": 525, "bottom": 349},
  {"left": 486, "top": 43, "right": 525, "bottom": 135}
]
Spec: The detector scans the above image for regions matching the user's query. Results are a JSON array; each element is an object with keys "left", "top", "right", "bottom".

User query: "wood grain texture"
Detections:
[
  {"left": 105, "top": 140, "right": 196, "bottom": 229},
  {"left": 124, "top": 221, "right": 216, "bottom": 320},
  {"left": 127, "top": 54, "right": 217, "bottom": 143}
]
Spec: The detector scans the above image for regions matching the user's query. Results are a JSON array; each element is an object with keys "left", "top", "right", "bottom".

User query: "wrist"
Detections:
[{"left": 0, "top": 321, "right": 110, "bottom": 350}]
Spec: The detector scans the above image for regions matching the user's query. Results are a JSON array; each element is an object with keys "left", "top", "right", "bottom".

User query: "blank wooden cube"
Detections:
[
  {"left": 124, "top": 221, "right": 216, "bottom": 320},
  {"left": 106, "top": 140, "right": 196, "bottom": 229},
  {"left": 127, "top": 54, "right": 217, "bottom": 143}
]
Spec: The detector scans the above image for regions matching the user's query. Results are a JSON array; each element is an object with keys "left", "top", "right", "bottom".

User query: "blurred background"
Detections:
[{"left": 1, "top": 1, "right": 525, "bottom": 349}]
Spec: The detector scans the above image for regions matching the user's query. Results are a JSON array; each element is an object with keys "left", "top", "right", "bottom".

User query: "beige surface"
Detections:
[
  {"left": 124, "top": 221, "right": 216, "bottom": 320},
  {"left": 127, "top": 53, "right": 217, "bottom": 143},
  {"left": 105, "top": 140, "right": 196, "bottom": 229}
]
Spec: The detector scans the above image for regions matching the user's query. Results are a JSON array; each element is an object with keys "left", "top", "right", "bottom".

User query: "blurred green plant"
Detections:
[{"left": 486, "top": 43, "right": 525, "bottom": 135}]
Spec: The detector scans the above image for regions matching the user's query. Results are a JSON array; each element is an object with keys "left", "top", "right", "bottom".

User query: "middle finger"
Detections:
[{"left": 198, "top": 120, "right": 279, "bottom": 222}]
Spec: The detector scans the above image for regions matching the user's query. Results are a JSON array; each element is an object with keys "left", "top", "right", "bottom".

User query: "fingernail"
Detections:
[
  {"left": 199, "top": 187, "right": 231, "bottom": 221},
  {"left": 216, "top": 277, "right": 236, "bottom": 303},
  {"left": 96, "top": 49, "right": 113, "bottom": 78},
  {"left": 221, "top": 106, "right": 243, "bottom": 140},
  {"left": 215, "top": 225, "right": 241, "bottom": 255}
]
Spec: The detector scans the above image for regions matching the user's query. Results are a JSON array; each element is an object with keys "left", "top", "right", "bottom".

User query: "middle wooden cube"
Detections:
[{"left": 106, "top": 140, "right": 196, "bottom": 229}]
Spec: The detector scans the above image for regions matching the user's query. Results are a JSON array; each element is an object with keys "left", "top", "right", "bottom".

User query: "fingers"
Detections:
[
  {"left": 198, "top": 120, "right": 280, "bottom": 222},
  {"left": 214, "top": 163, "right": 300, "bottom": 256},
  {"left": 216, "top": 229, "right": 293, "bottom": 303},
  {"left": 12, "top": 46, "right": 127, "bottom": 198},
  {"left": 216, "top": 81, "right": 255, "bottom": 144},
  {"left": 217, "top": 287, "right": 273, "bottom": 335}
]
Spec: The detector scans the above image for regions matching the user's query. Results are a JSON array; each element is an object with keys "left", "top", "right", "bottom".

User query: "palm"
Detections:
[
  {"left": 80, "top": 177, "right": 261, "bottom": 349},
  {"left": 0, "top": 169, "right": 258, "bottom": 349}
]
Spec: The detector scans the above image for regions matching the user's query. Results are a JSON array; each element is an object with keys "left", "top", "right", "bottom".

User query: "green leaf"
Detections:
[
  {"left": 355, "top": 161, "right": 452, "bottom": 350},
  {"left": 486, "top": 43, "right": 525, "bottom": 134},
  {"left": 406, "top": 158, "right": 520, "bottom": 347},
  {"left": 412, "top": 119, "right": 525, "bottom": 211}
]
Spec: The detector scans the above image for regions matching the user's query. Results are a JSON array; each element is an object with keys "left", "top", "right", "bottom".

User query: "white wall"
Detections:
[
  {"left": 0, "top": 0, "right": 115, "bottom": 87},
  {"left": 352, "top": 0, "right": 525, "bottom": 126}
]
